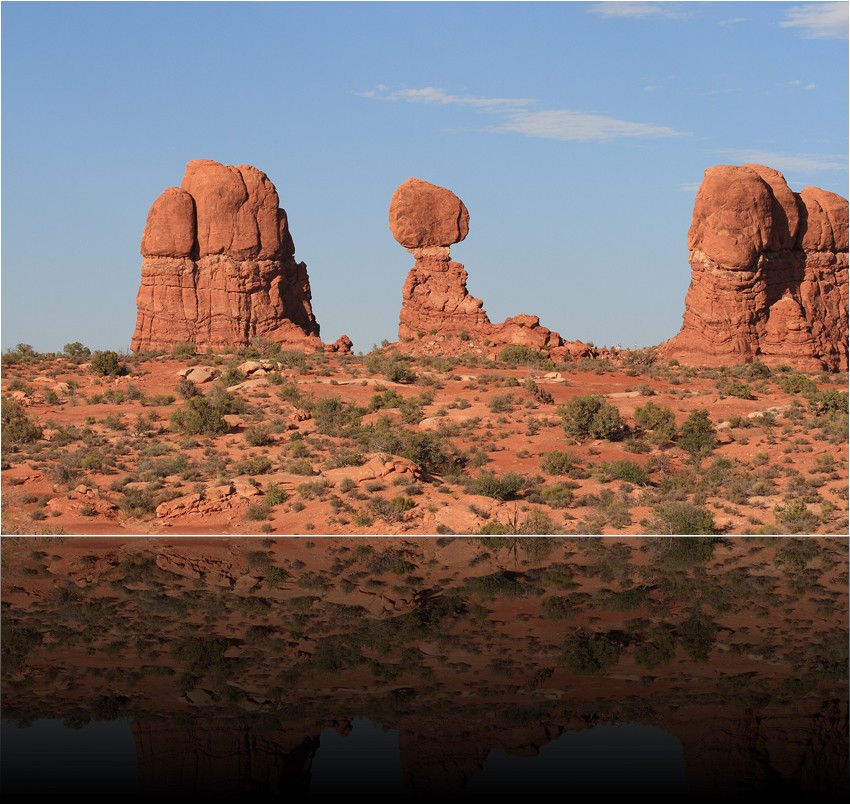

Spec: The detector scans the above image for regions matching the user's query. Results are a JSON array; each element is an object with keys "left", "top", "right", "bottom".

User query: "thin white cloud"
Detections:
[
  {"left": 358, "top": 86, "right": 532, "bottom": 112},
  {"left": 780, "top": 3, "right": 848, "bottom": 39},
  {"left": 587, "top": 2, "right": 687, "bottom": 20},
  {"left": 806, "top": 82, "right": 817, "bottom": 90},
  {"left": 718, "top": 149, "right": 848, "bottom": 174},
  {"left": 493, "top": 109, "right": 682, "bottom": 142},
  {"left": 719, "top": 17, "right": 747, "bottom": 27},
  {"left": 361, "top": 85, "right": 686, "bottom": 143}
]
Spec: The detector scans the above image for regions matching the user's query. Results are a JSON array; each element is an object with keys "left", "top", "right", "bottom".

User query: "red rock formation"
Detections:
[
  {"left": 390, "top": 178, "right": 590, "bottom": 359},
  {"left": 662, "top": 164, "right": 848, "bottom": 371},
  {"left": 132, "top": 159, "right": 349, "bottom": 354}
]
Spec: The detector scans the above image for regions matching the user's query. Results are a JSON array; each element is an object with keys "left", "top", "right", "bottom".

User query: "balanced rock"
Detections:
[
  {"left": 132, "top": 159, "right": 349, "bottom": 354},
  {"left": 390, "top": 178, "right": 575, "bottom": 357},
  {"left": 662, "top": 164, "right": 848, "bottom": 371}
]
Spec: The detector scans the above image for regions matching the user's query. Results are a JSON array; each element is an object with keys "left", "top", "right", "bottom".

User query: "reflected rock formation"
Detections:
[{"left": 2, "top": 537, "right": 847, "bottom": 798}]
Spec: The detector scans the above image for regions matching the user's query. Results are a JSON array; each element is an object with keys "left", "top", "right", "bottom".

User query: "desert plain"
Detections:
[{"left": 1, "top": 341, "right": 847, "bottom": 536}]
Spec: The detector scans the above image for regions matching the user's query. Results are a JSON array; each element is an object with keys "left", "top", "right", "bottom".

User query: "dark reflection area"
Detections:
[{"left": 2, "top": 536, "right": 848, "bottom": 800}]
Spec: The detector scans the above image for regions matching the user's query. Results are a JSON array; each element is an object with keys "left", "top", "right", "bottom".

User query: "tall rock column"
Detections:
[
  {"left": 663, "top": 164, "right": 848, "bottom": 371},
  {"left": 131, "top": 159, "right": 341, "bottom": 353}
]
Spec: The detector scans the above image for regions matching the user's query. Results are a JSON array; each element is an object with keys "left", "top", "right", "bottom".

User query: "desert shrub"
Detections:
[
  {"left": 177, "top": 377, "right": 201, "bottom": 399},
  {"left": 633, "top": 400, "right": 676, "bottom": 439},
  {"left": 719, "top": 381, "right": 754, "bottom": 399},
  {"left": 677, "top": 409, "right": 716, "bottom": 461},
  {"left": 245, "top": 502, "right": 272, "bottom": 521},
  {"left": 649, "top": 504, "right": 717, "bottom": 536},
  {"left": 488, "top": 393, "right": 514, "bottom": 413},
  {"left": 540, "top": 483, "right": 575, "bottom": 509},
  {"left": 89, "top": 350, "right": 127, "bottom": 377},
  {"left": 170, "top": 396, "right": 230, "bottom": 435},
  {"left": 542, "top": 450, "right": 579, "bottom": 476},
  {"left": 677, "top": 611, "right": 717, "bottom": 661},
  {"left": 311, "top": 397, "right": 365, "bottom": 437},
  {"left": 2, "top": 397, "right": 42, "bottom": 447},
  {"left": 542, "top": 596, "right": 573, "bottom": 619},
  {"left": 466, "top": 571, "right": 527, "bottom": 599},
  {"left": 468, "top": 470, "right": 526, "bottom": 501},
  {"left": 778, "top": 373, "right": 818, "bottom": 395},
  {"left": 368, "top": 389, "right": 404, "bottom": 411},
  {"left": 366, "top": 495, "right": 415, "bottom": 522},
  {"left": 170, "top": 637, "right": 230, "bottom": 676},
  {"left": 364, "top": 350, "right": 416, "bottom": 383},
  {"left": 233, "top": 456, "right": 273, "bottom": 476},
  {"left": 635, "top": 627, "right": 677, "bottom": 669},
  {"left": 288, "top": 459, "right": 316, "bottom": 476},
  {"left": 558, "top": 395, "right": 622, "bottom": 440},
  {"left": 63, "top": 342, "right": 91, "bottom": 360},
  {"left": 263, "top": 484, "right": 288, "bottom": 506},
  {"left": 808, "top": 389, "right": 848, "bottom": 416},
  {"left": 561, "top": 630, "right": 622, "bottom": 675},
  {"left": 171, "top": 342, "right": 196, "bottom": 358},
  {"left": 773, "top": 497, "right": 820, "bottom": 534},
  {"left": 497, "top": 345, "right": 554, "bottom": 369},
  {"left": 359, "top": 427, "right": 453, "bottom": 475},
  {"left": 245, "top": 425, "right": 272, "bottom": 447},
  {"left": 601, "top": 459, "right": 650, "bottom": 485}
]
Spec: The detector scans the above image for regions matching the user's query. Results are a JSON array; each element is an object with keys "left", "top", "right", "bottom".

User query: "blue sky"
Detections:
[{"left": 2, "top": 1, "right": 848, "bottom": 354}]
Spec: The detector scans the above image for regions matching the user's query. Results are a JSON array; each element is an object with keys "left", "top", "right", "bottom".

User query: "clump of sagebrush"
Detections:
[
  {"left": 169, "top": 385, "right": 242, "bottom": 436},
  {"left": 558, "top": 395, "right": 622, "bottom": 440},
  {"left": 89, "top": 350, "right": 128, "bottom": 377},
  {"left": 2, "top": 397, "right": 42, "bottom": 449}
]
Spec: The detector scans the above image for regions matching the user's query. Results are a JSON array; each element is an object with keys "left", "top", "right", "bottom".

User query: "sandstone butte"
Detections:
[
  {"left": 661, "top": 164, "right": 849, "bottom": 371},
  {"left": 131, "top": 159, "right": 351, "bottom": 354},
  {"left": 388, "top": 177, "right": 598, "bottom": 361}
]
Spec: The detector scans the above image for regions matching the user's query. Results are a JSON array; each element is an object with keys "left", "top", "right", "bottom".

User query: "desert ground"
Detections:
[{"left": 1, "top": 341, "right": 847, "bottom": 536}]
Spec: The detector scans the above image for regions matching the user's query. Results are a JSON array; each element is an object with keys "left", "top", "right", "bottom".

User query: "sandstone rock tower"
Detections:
[
  {"left": 389, "top": 178, "right": 586, "bottom": 358},
  {"left": 662, "top": 164, "right": 848, "bottom": 371},
  {"left": 132, "top": 159, "right": 347, "bottom": 353}
]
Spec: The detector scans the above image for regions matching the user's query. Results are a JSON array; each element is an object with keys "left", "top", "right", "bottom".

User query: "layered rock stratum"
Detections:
[
  {"left": 662, "top": 164, "right": 848, "bottom": 371},
  {"left": 132, "top": 159, "right": 350, "bottom": 354},
  {"left": 389, "top": 178, "right": 595, "bottom": 360}
]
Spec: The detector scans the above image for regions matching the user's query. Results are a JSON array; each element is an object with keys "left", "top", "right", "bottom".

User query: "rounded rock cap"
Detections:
[{"left": 389, "top": 177, "right": 469, "bottom": 249}]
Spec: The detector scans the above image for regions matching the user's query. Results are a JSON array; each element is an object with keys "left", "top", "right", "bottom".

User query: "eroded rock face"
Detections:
[
  {"left": 663, "top": 164, "right": 848, "bottom": 371},
  {"left": 132, "top": 160, "right": 347, "bottom": 354},
  {"left": 390, "top": 178, "right": 576, "bottom": 357}
]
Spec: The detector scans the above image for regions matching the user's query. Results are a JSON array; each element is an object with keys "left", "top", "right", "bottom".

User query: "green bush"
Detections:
[
  {"left": 773, "top": 497, "right": 820, "bottom": 534},
  {"left": 1, "top": 397, "right": 42, "bottom": 446},
  {"left": 540, "top": 483, "right": 575, "bottom": 509},
  {"left": 719, "top": 381, "right": 754, "bottom": 399},
  {"left": 677, "top": 409, "right": 716, "bottom": 461},
  {"left": 169, "top": 393, "right": 234, "bottom": 435},
  {"left": 808, "top": 389, "right": 848, "bottom": 416},
  {"left": 312, "top": 397, "right": 365, "bottom": 437},
  {"left": 602, "top": 459, "right": 650, "bottom": 485},
  {"left": 635, "top": 627, "right": 677, "bottom": 669},
  {"left": 650, "top": 505, "right": 717, "bottom": 536},
  {"left": 63, "top": 342, "right": 91, "bottom": 360},
  {"left": 468, "top": 470, "right": 526, "bottom": 501},
  {"left": 778, "top": 373, "right": 818, "bottom": 395},
  {"left": 90, "top": 350, "right": 127, "bottom": 377},
  {"left": 677, "top": 612, "right": 717, "bottom": 661},
  {"left": 558, "top": 395, "right": 622, "bottom": 440},
  {"left": 542, "top": 596, "right": 573, "bottom": 619},
  {"left": 497, "top": 345, "right": 551, "bottom": 367},
  {"left": 561, "top": 630, "right": 622, "bottom": 675},
  {"left": 171, "top": 342, "right": 196, "bottom": 358},
  {"left": 542, "top": 450, "right": 579, "bottom": 476},
  {"left": 364, "top": 350, "right": 416, "bottom": 383},
  {"left": 633, "top": 400, "right": 677, "bottom": 439},
  {"left": 265, "top": 484, "right": 289, "bottom": 505}
]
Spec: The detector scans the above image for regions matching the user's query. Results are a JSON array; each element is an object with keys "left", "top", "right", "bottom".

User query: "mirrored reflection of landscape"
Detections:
[{"left": 2, "top": 536, "right": 847, "bottom": 799}]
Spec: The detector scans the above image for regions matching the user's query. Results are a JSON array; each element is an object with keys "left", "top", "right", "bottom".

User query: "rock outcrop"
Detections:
[
  {"left": 132, "top": 159, "right": 350, "bottom": 354},
  {"left": 662, "top": 164, "right": 848, "bottom": 371},
  {"left": 390, "top": 178, "right": 592, "bottom": 360}
]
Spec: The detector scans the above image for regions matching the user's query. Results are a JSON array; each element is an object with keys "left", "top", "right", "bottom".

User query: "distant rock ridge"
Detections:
[
  {"left": 131, "top": 159, "right": 351, "bottom": 354},
  {"left": 389, "top": 177, "right": 596, "bottom": 361},
  {"left": 661, "top": 164, "right": 848, "bottom": 371}
]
